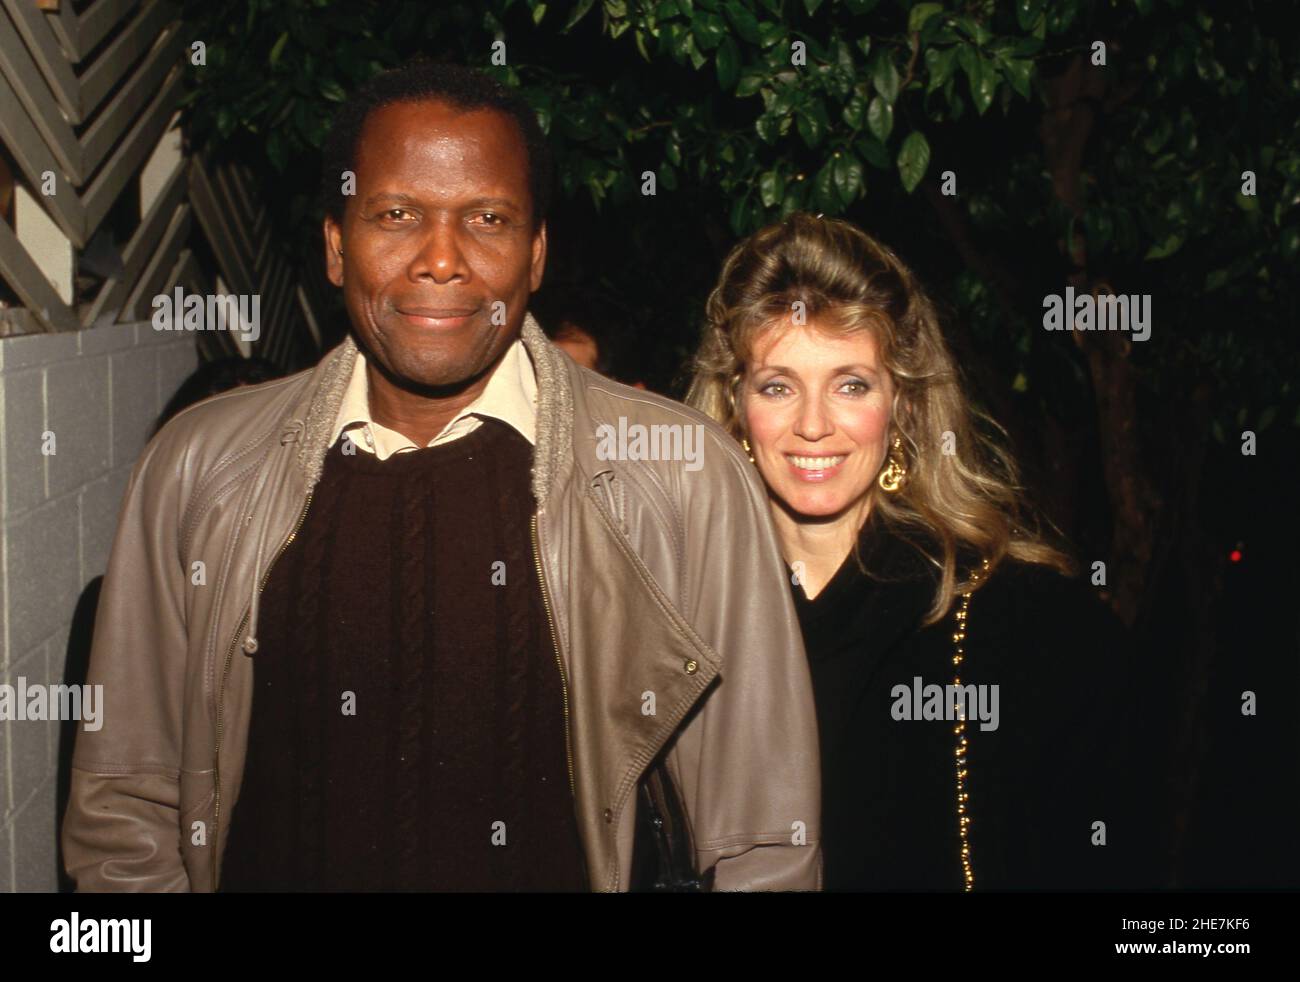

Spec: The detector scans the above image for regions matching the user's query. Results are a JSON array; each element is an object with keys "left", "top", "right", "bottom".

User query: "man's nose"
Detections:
[{"left": 409, "top": 218, "right": 469, "bottom": 283}]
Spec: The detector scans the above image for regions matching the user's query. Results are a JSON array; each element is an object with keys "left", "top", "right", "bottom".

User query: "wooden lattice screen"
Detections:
[{"left": 0, "top": 0, "right": 322, "bottom": 368}]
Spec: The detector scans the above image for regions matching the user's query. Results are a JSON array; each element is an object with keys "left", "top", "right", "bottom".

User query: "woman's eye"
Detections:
[
  {"left": 759, "top": 381, "right": 790, "bottom": 397},
  {"left": 840, "top": 380, "right": 870, "bottom": 395}
]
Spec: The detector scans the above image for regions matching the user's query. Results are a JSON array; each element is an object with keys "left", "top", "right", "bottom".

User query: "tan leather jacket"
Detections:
[{"left": 62, "top": 314, "right": 822, "bottom": 892}]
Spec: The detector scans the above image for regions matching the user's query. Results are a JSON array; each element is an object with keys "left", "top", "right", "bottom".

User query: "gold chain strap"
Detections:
[{"left": 952, "top": 557, "right": 991, "bottom": 892}]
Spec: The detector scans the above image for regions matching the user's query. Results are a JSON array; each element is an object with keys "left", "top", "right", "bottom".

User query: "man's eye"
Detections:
[
  {"left": 477, "top": 212, "right": 503, "bottom": 226},
  {"left": 382, "top": 208, "right": 413, "bottom": 221}
]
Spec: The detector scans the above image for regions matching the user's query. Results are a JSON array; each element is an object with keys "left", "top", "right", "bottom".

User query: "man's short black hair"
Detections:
[{"left": 318, "top": 60, "right": 553, "bottom": 228}]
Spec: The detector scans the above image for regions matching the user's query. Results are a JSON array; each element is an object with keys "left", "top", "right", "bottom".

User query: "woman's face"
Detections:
[{"left": 742, "top": 320, "right": 895, "bottom": 524}]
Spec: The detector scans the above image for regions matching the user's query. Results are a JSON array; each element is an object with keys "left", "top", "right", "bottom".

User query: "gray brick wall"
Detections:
[{"left": 0, "top": 323, "right": 197, "bottom": 892}]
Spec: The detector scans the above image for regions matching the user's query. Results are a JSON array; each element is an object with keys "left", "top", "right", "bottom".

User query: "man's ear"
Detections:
[
  {"left": 529, "top": 220, "right": 547, "bottom": 293},
  {"left": 324, "top": 215, "right": 344, "bottom": 287}
]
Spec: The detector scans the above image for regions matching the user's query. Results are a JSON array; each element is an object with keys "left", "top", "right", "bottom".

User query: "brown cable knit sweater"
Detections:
[{"left": 218, "top": 418, "right": 587, "bottom": 891}]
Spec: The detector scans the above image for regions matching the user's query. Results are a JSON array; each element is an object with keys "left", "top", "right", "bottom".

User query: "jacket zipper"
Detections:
[
  {"left": 531, "top": 511, "right": 576, "bottom": 797},
  {"left": 210, "top": 489, "right": 314, "bottom": 891}
]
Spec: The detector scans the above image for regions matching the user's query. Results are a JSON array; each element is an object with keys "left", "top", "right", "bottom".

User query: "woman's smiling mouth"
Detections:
[{"left": 785, "top": 453, "right": 848, "bottom": 481}]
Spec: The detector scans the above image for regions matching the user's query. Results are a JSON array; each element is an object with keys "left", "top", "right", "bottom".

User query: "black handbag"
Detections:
[{"left": 629, "top": 757, "right": 713, "bottom": 892}]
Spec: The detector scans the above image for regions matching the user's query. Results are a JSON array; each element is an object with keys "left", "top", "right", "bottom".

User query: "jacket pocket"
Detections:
[{"left": 591, "top": 469, "right": 625, "bottom": 533}]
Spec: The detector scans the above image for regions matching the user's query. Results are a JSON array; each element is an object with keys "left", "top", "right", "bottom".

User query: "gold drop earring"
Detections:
[
  {"left": 877, "top": 433, "right": 907, "bottom": 492},
  {"left": 740, "top": 437, "right": 756, "bottom": 464}
]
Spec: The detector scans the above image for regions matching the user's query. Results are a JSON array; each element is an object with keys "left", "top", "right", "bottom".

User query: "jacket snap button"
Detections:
[
  {"left": 603, "top": 808, "right": 613, "bottom": 823},
  {"left": 684, "top": 659, "right": 698, "bottom": 675}
]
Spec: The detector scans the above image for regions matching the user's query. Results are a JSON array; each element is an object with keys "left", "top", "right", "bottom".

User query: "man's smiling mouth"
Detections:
[{"left": 393, "top": 305, "right": 480, "bottom": 328}]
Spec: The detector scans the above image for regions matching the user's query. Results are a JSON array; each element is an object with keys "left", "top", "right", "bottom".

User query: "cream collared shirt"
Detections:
[{"left": 328, "top": 339, "right": 538, "bottom": 457}]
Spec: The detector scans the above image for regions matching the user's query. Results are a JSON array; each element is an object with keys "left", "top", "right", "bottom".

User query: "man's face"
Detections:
[{"left": 324, "top": 99, "right": 546, "bottom": 390}]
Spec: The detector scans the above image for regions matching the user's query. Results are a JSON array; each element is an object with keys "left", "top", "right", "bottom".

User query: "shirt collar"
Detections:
[{"left": 329, "top": 335, "right": 537, "bottom": 456}]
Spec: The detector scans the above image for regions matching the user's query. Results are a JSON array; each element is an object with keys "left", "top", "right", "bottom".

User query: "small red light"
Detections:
[{"left": 1229, "top": 549, "right": 1242, "bottom": 563}]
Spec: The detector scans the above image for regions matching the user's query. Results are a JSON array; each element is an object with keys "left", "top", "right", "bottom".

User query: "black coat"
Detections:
[{"left": 791, "top": 524, "right": 1150, "bottom": 891}]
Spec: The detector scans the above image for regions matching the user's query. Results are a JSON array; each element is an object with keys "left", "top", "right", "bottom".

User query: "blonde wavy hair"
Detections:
[{"left": 686, "top": 212, "right": 1073, "bottom": 624}]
